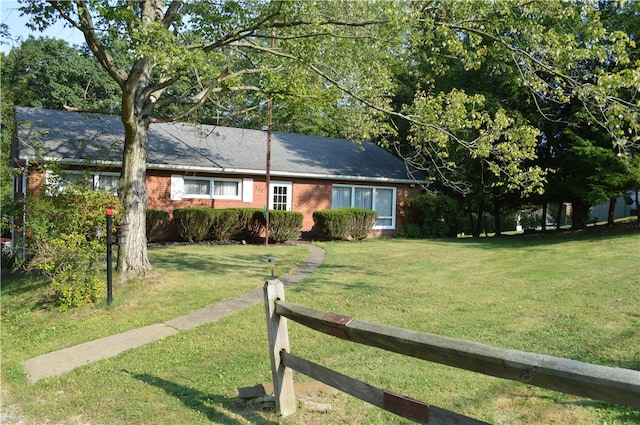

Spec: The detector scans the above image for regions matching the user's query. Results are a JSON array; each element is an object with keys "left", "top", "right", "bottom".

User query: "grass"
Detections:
[{"left": 1, "top": 229, "right": 639, "bottom": 424}]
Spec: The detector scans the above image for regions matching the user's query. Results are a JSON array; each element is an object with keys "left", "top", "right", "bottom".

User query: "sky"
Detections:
[{"left": 1, "top": 0, "right": 86, "bottom": 54}]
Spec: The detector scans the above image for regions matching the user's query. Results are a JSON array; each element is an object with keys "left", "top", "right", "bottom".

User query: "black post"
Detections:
[{"left": 106, "top": 209, "right": 113, "bottom": 305}]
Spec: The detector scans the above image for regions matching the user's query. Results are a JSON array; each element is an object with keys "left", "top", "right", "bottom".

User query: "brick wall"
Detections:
[{"left": 23, "top": 168, "right": 422, "bottom": 241}]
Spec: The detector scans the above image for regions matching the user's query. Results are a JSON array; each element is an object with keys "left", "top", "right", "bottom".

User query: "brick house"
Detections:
[{"left": 11, "top": 106, "right": 426, "bottom": 241}]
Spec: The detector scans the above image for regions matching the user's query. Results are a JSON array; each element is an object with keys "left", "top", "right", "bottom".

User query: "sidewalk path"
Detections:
[{"left": 22, "top": 244, "right": 326, "bottom": 383}]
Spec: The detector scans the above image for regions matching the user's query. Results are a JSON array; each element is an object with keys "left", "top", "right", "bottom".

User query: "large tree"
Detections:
[
  {"left": 2, "top": 36, "right": 121, "bottom": 110},
  {"left": 392, "top": 1, "right": 639, "bottom": 206},
  {"left": 18, "top": 0, "right": 400, "bottom": 276}
]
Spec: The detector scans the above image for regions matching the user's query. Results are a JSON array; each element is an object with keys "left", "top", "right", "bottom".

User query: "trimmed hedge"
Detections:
[
  {"left": 173, "top": 208, "right": 216, "bottom": 242},
  {"left": 172, "top": 208, "right": 302, "bottom": 243},
  {"left": 210, "top": 208, "right": 245, "bottom": 241},
  {"left": 313, "top": 208, "right": 377, "bottom": 241},
  {"left": 350, "top": 208, "right": 378, "bottom": 240},
  {"left": 266, "top": 210, "right": 303, "bottom": 243},
  {"left": 313, "top": 209, "right": 351, "bottom": 240}
]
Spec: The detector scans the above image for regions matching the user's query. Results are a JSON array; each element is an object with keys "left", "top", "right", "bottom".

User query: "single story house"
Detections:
[{"left": 11, "top": 106, "right": 426, "bottom": 241}]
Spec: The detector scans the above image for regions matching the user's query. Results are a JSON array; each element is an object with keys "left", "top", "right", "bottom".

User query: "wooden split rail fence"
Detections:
[{"left": 263, "top": 279, "right": 640, "bottom": 424}]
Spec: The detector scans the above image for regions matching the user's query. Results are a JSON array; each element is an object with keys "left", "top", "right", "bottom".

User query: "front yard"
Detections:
[{"left": 1, "top": 230, "right": 639, "bottom": 424}]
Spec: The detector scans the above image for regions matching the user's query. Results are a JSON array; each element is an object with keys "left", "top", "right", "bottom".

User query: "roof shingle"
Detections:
[{"left": 15, "top": 106, "right": 423, "bottom": 183}]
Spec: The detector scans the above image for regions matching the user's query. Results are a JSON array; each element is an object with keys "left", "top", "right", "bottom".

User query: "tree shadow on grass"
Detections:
[{"left": 126, "top": 371, "right": 278, "bottom": 425}]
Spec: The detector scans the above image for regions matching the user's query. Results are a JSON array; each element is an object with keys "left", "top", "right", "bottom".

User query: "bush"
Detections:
[
  {"left": 313, "top": 208, "right": 377, "bottom": 241},
  {"left": 173, "top": 208, "right": 215, "bottom": 242},
  {"left": 267, "top": 210, "right": 303, "bottom": 243},
  {"left": 313, "top": 209, "right": 351, "bottom": 240},
  {"left": 210, "top": 209, "right": 245, "bottom": 241},
  {"left": 251, "top": 210, "right": 303, "bottom": 243},
  {"left": 397, "top": 223, "right": 422, "bottom": 238},
  {"left": 146, "top": 209, "right": 169, "bottom": 242},
  {"left": 25, "top": 183, "right": 119, "bottom": 311},
  {"left": 236, "top": 208, "right": 263, "bottom": 242},
  {"left": 404, "top": 193, "right": 458, "bottom": 238},
  {"left": 349, "top": 208, "right": 378, "bottom": 240}
]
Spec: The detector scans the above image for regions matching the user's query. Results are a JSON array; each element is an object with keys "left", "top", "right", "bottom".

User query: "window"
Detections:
[
  {"left": 46, "top": 171, "right": 119, "bottom": 195},
  {"left": 171, "top": 176, "right": 242, "bottom": 201},
  {"left": 269, "top": 181, "right": 292, "bottom": 211},
  {"left": 332, "top": 185, "right": 396, "bottom": 229},
  {"left": 94, "top": 174, "right": 119, "bottom": 194},
  {"left": 184, "top": 178, "right": 211, "bottom": 197}
]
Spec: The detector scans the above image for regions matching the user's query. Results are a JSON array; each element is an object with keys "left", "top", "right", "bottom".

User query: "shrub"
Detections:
[
  {"left": 313, "top": 208, "right": 377, "bottom": 241},
  {"left": 397, "top": 223, "right": 422, "bottom": 238},
  {"left": 349, "top": 208, "right": 378, "bottom": 240},
  {"left": 236, "top": 208, "right": 263, "bottom": 242},
  {"left": 173, "top": 208, "right": 215, "bottom": 242},
  {"left": 313, "top": 209, "right": 351, "bottom": 240},
  {"left": 267, "top": 210, "right": 303, "bottom": 243},
  {"left": 25, "top": 183, "right": 119, "bottom": 311},
  {"left": 404, "top": 193, "right": 458, "bottom": 238},
  {"left": 210, "top": 209, "right": 245, "bottom": 241},
  {"left": 146, "top": 209, "right": 169, "bottom": 242}
]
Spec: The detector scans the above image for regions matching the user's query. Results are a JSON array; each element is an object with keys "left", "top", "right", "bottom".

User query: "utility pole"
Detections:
[{"left": 265, "top": 27, "right": 275, "bottom": 247}]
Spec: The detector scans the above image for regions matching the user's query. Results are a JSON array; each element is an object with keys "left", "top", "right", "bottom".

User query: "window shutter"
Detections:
[
  {"left": 242, "top": 178, "right": 253, "bottom": 202},
  {"left": 170, "top": 175, "right": 184, "bottom": 201}
]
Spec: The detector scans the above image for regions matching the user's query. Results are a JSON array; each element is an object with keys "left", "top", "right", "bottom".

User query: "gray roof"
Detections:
[{"left": 14, "top": 106, "right": 424, "bottom": 183}]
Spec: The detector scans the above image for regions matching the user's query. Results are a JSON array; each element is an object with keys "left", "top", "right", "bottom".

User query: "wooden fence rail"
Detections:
[{"left": 264, "top": 279, "right": 640, "bottom": 424}]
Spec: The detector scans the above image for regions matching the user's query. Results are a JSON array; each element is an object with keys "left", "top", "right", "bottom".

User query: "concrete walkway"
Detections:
[{"left": 22, "top": 244, "right": 326, "bottom": 383}]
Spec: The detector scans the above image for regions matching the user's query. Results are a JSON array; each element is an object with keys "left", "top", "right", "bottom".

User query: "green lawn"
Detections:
[{"left": 1, "top": 230, "right": 639, "bottom": 424}]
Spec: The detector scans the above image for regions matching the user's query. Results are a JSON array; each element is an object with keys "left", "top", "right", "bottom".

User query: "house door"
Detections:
[{"left": 269, "top": 181, "right": 292, "bottom": 211}]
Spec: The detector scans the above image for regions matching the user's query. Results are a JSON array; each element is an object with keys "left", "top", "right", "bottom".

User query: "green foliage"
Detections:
[
  {"left": 146, "top": 209, "right": 169, "bottom": 242},
  {"left": 172, "top": 208, "right": 215, "bottom": 243},
  {"left": 405, "top": 193, "right": 459, "bottom": 238},
  {"left": 313, "top": 208, "right": 377, "bottom": 241},
  {"left": 397, "top": 223, "right": 422, "bottom": 239},
  {"left": 267, "top": 210, "right": 303, "bottom": 243},
  {"left": 394, "top": 0, "right": 639, "bottom": 205},
  {"left": 2, "top": 36, "right": 121, "bottom": 110},
  {"left": 313, "top": 209, "right": 352, "bottom": 240},
  {"left": 209, "top": 209, "right": 247, "bottom": 242},
  {"left": 251, "top": 210, "right": 303, "bottom": 243},
  {"left": 25, "top": 182, "right": 120, "bottom": 311},
  {"left": 172, "top": 208, "right": 271, "bottom": 243},
  {"left": 348, "top": 208, "right": 378, "bottom": 240}
]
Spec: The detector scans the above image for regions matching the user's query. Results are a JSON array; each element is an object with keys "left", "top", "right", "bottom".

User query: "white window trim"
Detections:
[
  {"left": 332, "top": 184, "right": 397, "bottom": 230},
  {"left": 182, "top": 177, "right": 212, "bottom": 199},
  {"left": 171, "top": 175, "right": 244, "bottom": 201},
  {"left": 269, "top": 181, "right": 293, "bottom": 211}
]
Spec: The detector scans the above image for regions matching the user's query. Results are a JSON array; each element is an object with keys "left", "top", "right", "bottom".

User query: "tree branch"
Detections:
[{"left": 56, "top": 1, "right": 128, "bottom": 87}]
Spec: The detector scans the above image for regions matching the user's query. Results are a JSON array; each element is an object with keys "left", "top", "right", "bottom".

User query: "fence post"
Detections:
[{"left": 264, "top": 279, "right": 296, "bottom": 416}]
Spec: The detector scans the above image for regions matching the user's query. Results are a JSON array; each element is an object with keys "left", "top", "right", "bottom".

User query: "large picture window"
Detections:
[{"left": 332, "top": 185, "right": 396, "bottom": 229}]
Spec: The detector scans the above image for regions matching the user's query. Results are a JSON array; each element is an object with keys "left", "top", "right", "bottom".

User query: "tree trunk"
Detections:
[
  {"left": 494, "top": 200, "right": 502, "bottom": 236},
  {"left": 570, "top": 201, "right": 590, "bottom": 230},
  {"left": 117, "top": 82, "right": 153, "bottom": 276},
  {"left": 473, "top": 199, "right": 484, "bottom": 238},
  {"left": 541, "top": 202, "right": 548, "bottom": 232},
  {"left": 607, "top": 198, "right": 616, "bottom": 226}
]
